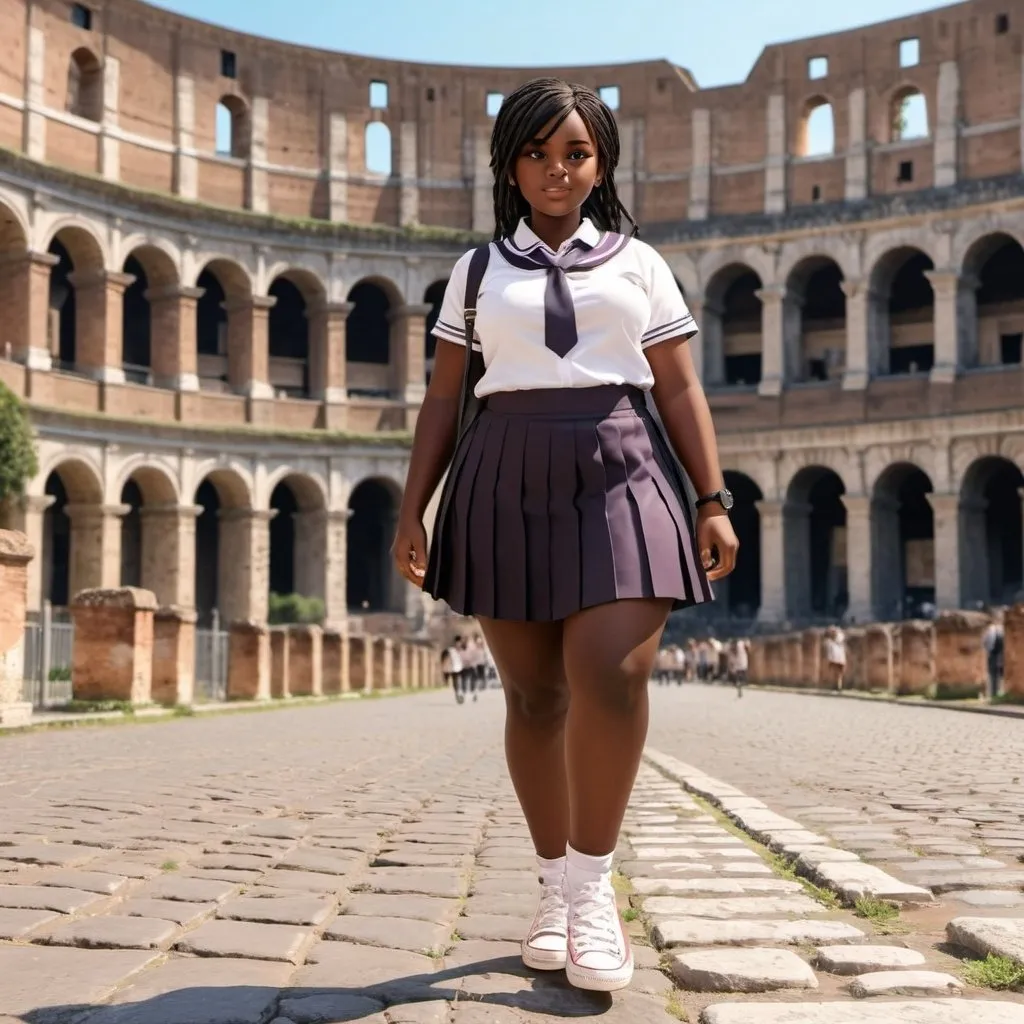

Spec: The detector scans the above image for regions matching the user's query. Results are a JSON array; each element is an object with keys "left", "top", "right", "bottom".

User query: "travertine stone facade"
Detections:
[{"left": 0, "top": 530, "right": 33, "bottom": 725}]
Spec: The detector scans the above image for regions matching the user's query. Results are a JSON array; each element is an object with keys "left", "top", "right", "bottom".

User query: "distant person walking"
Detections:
[
  {"left": 824, "top": 626, "right": 846, "bottom": 691},
  {"left": 729, "top": 637, "right": 748, "bottom": 696},
  {"left": 441, "top": 637, "right": 465, "bottom": 703},
  {"left": 982, "top": 614, "right": 1005, "bottom": 699}
]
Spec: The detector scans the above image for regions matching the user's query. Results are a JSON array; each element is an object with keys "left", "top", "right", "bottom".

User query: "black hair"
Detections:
[{"left": 489, "top": 77, "right": 637, "bottom": 242}]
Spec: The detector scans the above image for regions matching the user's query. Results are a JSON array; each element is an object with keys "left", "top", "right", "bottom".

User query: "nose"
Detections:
[{"left": 546, "top": 159, "right": 568, "bottom": 178}]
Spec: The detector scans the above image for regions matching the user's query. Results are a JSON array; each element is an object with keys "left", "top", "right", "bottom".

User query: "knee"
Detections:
[
  {"left": 576, "top": 653, "right": 649, "bottom": 715},
  {"left": 505, "top": 681, "right": 570, "bottom": 723}
]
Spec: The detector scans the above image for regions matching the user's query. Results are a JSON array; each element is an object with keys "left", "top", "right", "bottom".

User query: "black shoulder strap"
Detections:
[{"left": 456, "top": 243, "right": 491, "bottom": 439}]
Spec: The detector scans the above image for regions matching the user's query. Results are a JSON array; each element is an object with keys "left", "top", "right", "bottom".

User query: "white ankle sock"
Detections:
[
  {"left": 566, "top": 844, "right": 614, "bottom": 880},
  {"left": 536, "top": 854, "right": 566, "bottom": 888}
]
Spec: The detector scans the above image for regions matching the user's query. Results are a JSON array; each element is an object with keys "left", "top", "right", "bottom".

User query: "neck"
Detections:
[{"left": 527, "top": 210, "right": 583, "bottom": 251}]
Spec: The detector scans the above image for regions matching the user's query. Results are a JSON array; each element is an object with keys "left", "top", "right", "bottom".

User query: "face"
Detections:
[{"left": 512, "top": 108, "right": 602, "bottom": 223}]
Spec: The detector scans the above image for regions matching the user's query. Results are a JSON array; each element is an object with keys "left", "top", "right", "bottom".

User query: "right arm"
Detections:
[{"left": 392, "top": 337, "right": 467, "bottom": 586}]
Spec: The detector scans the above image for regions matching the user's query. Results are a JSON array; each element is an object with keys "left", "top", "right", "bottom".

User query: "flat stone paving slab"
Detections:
[
  {"left": 700, "top": 1001, "right": 1024, "bottom": 1023},
  {"left": 276, "top": 994, "right": 386, "bottom": 1023},
  {"left": 34, "top": 915, "right": 178, "bottom": 950},
  {"left": 809, "top": 861, "right": 934, "bottom": 904},
  {"left": 137, "top": 876, "right": 238, "bottom": 903},
  {"left": 0, "top": 883, "right": 107, "bottom": 913},
  {"left": 0, "top": 945, "right": 160, "bottom": 1019},
  {"left": 342, "top": 892, "right": 461, "bottom": 924},
  {"left": 815, "top": 944, "right": 927, "bottom": 974},
  {"left": 111, "top": 898, "right": 214, "bottom": 927},
  {"left": 80, "top": 955, "right": 294, "bottom": 1024},
  {"left": 174, "top": 919, "right": 314, "bottom": 964},
  {"left": 36, "top": 870, "right": 131, "bottom": 895},
  {"left": 654, "top": 917, "right": 866, "bottom": 948},
  {"left": 324, "top": 914, "right": 451, "bottom": 953},
  {"left": 947, "top": 917, "right": 1024, "bottom": 961},
  {"left": 954, "top": 891, "right": 1024, "bottom": 908},
  {"left": 364, "top": 867, "right": 467, "bottom": 898},
  {"left": 216, "top": 895, "right": 335, "bottom": 926},
  {"left": 0, "top": 844, "right": 99, "bottom": 867},
  {"left": 295, "top": 941, "right": 439, "bottom": 1002},
  {"left": 633, "top": 877, "right": 804, "bottom": 896},
  {"left": 644, "top": 894, "right": 826, "bottom": 919},
  {"left": 671, "top": 947, "right": 818, "bottom": 992},
  {"left": 850, "top": 970, "right": 965, "bottom": 998},
  {"left": 0, "top": 906, "right": 62, "bottom": 939}
]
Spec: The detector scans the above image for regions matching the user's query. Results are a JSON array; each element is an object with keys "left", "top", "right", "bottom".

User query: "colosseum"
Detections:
[{"left": 0, "top": 0, "right": 1022, "bottom": 649}]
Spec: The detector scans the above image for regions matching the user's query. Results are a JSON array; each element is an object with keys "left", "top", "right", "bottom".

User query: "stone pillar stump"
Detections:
[
  {"left": 748, "top": 638, "right": 765, "bottom": 684},
  {"left": 288, "top": 625, "right": 323, "bottom": 697},
  {"left": 801, "top": 629, "right": 823, "bottom": 687},
  {"left": 397, "top": 643, "right": 410, "bottom": 690},
  {"left": 348, "top": 636, "right": 370, "bottom": 692},
  {"left": 152, "top": 606, "right": 197, "bottom": 706},
  {"left": 0, "top": 531, "right": 34, "bottom": 726},
  {"left": 845, "top": 628, "right": 867, "bottom": 690},
  {"left": 71, "top": 587, "right": 157, "bottom": 705},
  {"left": 380, "top": 638, "right": 395, "bottom": 690},
  {"left": 934, "top": 610, "right": 988, "bottom": 699},
  {"left": 227, "top": 621, "right": 270, "bottom": 700},
  {"left": 1003, "top": 604, "right": 1024, "bottom": 699},
  {"left": 270, "top": 628, "right": 290, "bottom": 699},
  {"left": 783, "top": 634, "right": 803, "bottom": 685},
  {"left": 865, "top": 624, "right": 894, "bottom": 691},
  {"left": 322, "top": 628, "right": 344, "bottom": 695},
  {"left": 897, "top": 620, "right": 935, "bottom": 696}
]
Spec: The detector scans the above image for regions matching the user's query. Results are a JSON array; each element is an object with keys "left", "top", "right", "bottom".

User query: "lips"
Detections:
[{"left": 542, "top": 187, "right": 571, "bottom": 194}]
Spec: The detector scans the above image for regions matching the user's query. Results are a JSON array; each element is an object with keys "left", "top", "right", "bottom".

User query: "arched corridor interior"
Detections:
[
  {"left": 121, "top": 255, "right": 151, "bottom": 380},
  {"left": 47, "top": 239, "right": 76, "bottom": 370},
  {"left": 43, "top": 473, "right": 71, "bottom": 607},
  {"left": 347, "top": 480, "right": 400, "bottom": 612},
  {"left": 269, "top": 482, "right": 297, "bottom": 597},
  {"left": 972, "top": 236, "right": 1024, "bottom": 367},
  {"left": 722, "top": 471, "right": 761, "bottom": 619},
  {"left": 424, "top": 280, "right": 447, "bottom": 385},
  {"left": 878, "top": 249, "right": 935, "bottom": 375},
  {"left": 120, "top": 480, "right": 143, "bottom": 588},
  {"left": 194, "top": 480, "right": 220, "bottom": 625},
  {"left": 785, "top": 468, "right": 847, "bottom": 619},
  {"left": 346, "top": 281, "right": 392, "bottom": 397},
  {"left": 268, "top": 277, "right": 310, "bottom": 398},
  {"left": 789, "top": 259, "right": 845, "bottom": 383},
  {"left": 720, "top": 270, "right": 763, "bottom": 386}
]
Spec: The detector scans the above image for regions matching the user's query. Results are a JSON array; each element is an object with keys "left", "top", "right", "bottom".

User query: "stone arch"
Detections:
[
  {"left": 959, "top": 455, "right": 1024, "bottom": 608},
  {"left": 216, "top": 94, "right": 250, "bottom": 159},
  {"left": 664, "top": 253, "right": 700, "bottom": 302},
  {"left": 702, "top": 262, "right": 763, "bottom": 387},
  {"left": 723, "top": 470, "right": 762, "bottom": 619},
  {"left": 67, "top": 46, "right": 102, "bottom": 122},
  {"left": 121, "top": 244, "right": 180, "bottom": 382},
  {"left": 41, "top": 457, "right": 105, "bottom": 608},
  {"left": 347, "top": 476, "right": 403, "bottom": 613},
  {"left": 0, "top": 197, "right": 29, "bottom": 254},
  {"left": 784, "top": 465, "right": 848, "bottom": 619},
  {"left": 118, "top": 464, "right": 181, "bottom": 597},
  {"left": 268, "top": 471, "right": 329, "bottom": 605},
  {"left": 423, "top": 278, "right": 448, "bottom": 384},
  {"left": 193, "top": 257, "right": 254, "bottom": 393},
  {"left": 871, "top": 461, "right": 935, "bottom": 620},
  {"left": 785, "top": 256, "right": 846, "bottom": 383},
  {"left": 45, "top": 223, "right": 108, "bottom": 372},
  {"left": 346, "top": 277, "right": 401, "bottom": 396},
  {"left": 266, "top": 268, "right": 327, "bottom": 398},
  {"left": 0, "top": 199, "right": 30, "bottom": 362},
  {"left": 957, "top": 232, "right": 1024, "bottom": 370},
  {"left": 797, "top": 94, "right": 835, "bottom": 157},
  {"left": 889, "top": 83, "right": 929, "bottom": 142},
  {"left": 112, "top": 460, "right": 180, "bottom": 507},
  {"left": 868, "top": 245, "right": 935, "bottom": 376}
]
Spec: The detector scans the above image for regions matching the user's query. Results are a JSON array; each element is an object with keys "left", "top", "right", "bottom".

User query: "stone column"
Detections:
[
  {"left": 227, "top": 621, "right": 270, "bottom": 700},
  {"left": 99, "top": 55, "right": 121, "bottom": 182},
  {"left": 1, "top": 250, "right": 58, "bottom": 370},
  {"left": 925, "top": 269, "right": 973, "bottom": 384},
  {"left": 764, "top": 93, "right": 787, "bottom": 215},
  {"left": 173, "top": 71, "right": 198, "bottom": 200},
  {"left": 959, "top": 495, "right": 988, "bottom": 609},
  {"left": 270, "top": 627, "right": 290, "bottom": 699},
  {"left": 67, "top": 270, "right": 135, "bottom": 383},
  {"left": 841, "top": 495, "right": 873, "bottom": 624},
  {"left": 470, "top": 126, "right": 493, "bottom": 235},
  {"left": 308, "top": 301, "right": 352, "bottom": 406},
  {"left": 218, "top": 508, "right": 274, "bottom": 625},
  {"left": 783, "top": 500, "right": 812, "bottom": 619},
  {"left": 293, "top": 508, "right": 349, "bottom": 628},
  {"left": 6, "top": 494, "right": 54, "bottom": 612},
  {"left": 70, "top": 587, "right": 157, "bottom": 704},
  {"left": 140, "top": 503, "right": 201, "bottom": 610},
  {"left": 22, "top": 22, "right": 46, "bottom": 161},
  {"left": 756, "top": 285, "right": 786, "bottom": 396},
  {"left": 934, "top": 61, "right": 960, "bottom": 189},
  {"left": 349, "top": 635, "right": 373, "bottom": 692},
  {"left": 288, "top": 625, "right": 323, "bottom": 697},
  {"left": 689, "top": 109, "right": 711, "bottom": 221},
  {"left": 927, "top": 492, "right": 960, "bottom": 611},
  {"left": 841, "top": 278, "right": 872, "bottom": 391},
  {"left": 148, "top": 285, "right": 203, "bottom": 391},
  {"left": 756, "top": 499, "right": 786, "bottom": 623},
  {"left": 225, "top": 296, "right": 275, "bottom": 399},
  {"left": 0, "top": 531, "right": 34, "bottom": 726},
  {"left": 870, "top": 493, "right": 901, "bottom": 620},
  {"left": 844, "top": 87, "right": 868, "bottom": 201},
  {"left": 246, "top": 97, "right": 269, "bottom": 214},
  {"left": 65, "top": 503, "right": 129, "bottom": 595},
  {"left": 693, "top": 295, "right": 724, "bottom": 386},
  {"left": 327, "top": 113, "right": 348, "bottom": 222},
  {"left": 616, "top": 117, "right": 642, "bottom": 221},
  {"left": 152, "top": 606, "right": 197, "bottom": 706},
  {"left": 398, "top": 121, "right": 419, "bottom": 227},
  {"left": 389, "top": 303, "right": 432, "bottom": 407}
]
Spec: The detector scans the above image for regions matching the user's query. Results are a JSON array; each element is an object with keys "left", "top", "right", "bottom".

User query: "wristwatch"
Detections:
[{"left": 695, "top": 488, "right": 734, "bottom": 511}]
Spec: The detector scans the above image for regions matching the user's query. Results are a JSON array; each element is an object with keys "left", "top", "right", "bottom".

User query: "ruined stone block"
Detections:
[
  {"left": 71, "top": 587, "right": 157, "bottom": 705},
  {"left": 270, "top": 627, "right": 290, "bottom": 699},
  {"left": 0, "top": 530, "right": 33, "bottom": 726},
  {"left": 845, "top": 628, "right": 867, "bottom": 690},
  {"left": 748, "top": 638, "right": 766, "bottom": 684},
  {"left": 227, "top": 621, "right": 270, "bottom": 701},
  {"left": 896, "top": 619, "right": 934, "bottom": 695},
  {"left": 152, "top": 606, "right": 197, "bottom": 706},
  {"left": 1003, "top": 603, "right": 1024, "bottom": 700},
  {"left": 801, "top": 629, "right": 823, "bottom": 687},
  {"left": 933, "top": 610, "right": 988, "bottom": 699},
  {"left": 348, "top": 635, "right": 371, "bottom": 692},
  {"left": 865, "top": 624, "right": 894, "bottom": 692},
  {"left": 783, "top": 634, "right": 803, "bottom": 686},
  {"left": 321, "top": 628, "right": 345, "bottom": 695},
  {"left": 288, "top": 625, "right": 322, "bottom": 697}
]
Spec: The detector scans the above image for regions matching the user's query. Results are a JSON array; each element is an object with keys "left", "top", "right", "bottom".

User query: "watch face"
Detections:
[{"left": 720, "top": 489, "right": 735, "bottom": 510}]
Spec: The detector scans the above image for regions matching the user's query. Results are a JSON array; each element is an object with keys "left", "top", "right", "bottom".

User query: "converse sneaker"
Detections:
[
  {"left": 565, "top": 874, "right": 633, "bottom": 991},
  {"left": 521, "top": 878, "right": 568, "bottom": 970}
]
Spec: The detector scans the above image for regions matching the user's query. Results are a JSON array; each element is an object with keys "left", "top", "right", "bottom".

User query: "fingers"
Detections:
[
  {"left": 392, "top": 533, "right": 427, "bottom": 589},
  {"left": 699, "top": 518, "right": 739, "bottom": 582}
]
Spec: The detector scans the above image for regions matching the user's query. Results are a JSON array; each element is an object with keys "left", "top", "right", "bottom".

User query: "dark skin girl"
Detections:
[{"left": 393, "top": 109, "right": 738, "bottom": 858}]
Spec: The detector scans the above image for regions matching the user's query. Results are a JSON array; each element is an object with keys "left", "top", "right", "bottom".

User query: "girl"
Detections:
[{"left": 392, "top": 78, "right": 738, "bottom": 992}]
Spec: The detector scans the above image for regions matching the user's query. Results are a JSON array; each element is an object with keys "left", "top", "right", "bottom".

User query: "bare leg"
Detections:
[
  {"left": 477, "top": 617, "right": 568, "bottom": 860},
  {"left": 562, "top": 599, "right": 672, "bottom": 856}
]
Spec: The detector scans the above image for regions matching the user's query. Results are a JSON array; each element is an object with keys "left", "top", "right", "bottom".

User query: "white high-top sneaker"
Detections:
[
  {"left": 521, "top": 876, "right": 568, "bottom": 970},
  {"left": 565, "top": 868, "right": 633, "bottom": 991}
]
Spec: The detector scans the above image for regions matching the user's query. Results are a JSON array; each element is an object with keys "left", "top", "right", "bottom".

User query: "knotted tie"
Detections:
[{"left": 494, "top": 231, "right": 631, "bottom": 358}]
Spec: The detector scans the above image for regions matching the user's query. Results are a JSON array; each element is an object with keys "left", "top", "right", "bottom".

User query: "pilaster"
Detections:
[
  {"left": 64, "top": 503, "right": 130, "bottom": 594},
  {"left": 173, "top": 71, "right": 198, "bottom": 200},
  {"left": 247, "top": 96, "right": 269, "bottom": 214},
  {"left": 756, "top": 499, "right": 786, "bottom": 623},
  {"left": 388, "top": 302, "right": 432, "bottom": 406},
  {"left": 147, "top": 285, "right": 203, "bottom": 391},
  {"left": 755, "top": 285, "right": 785, "bottom": 396},
  {"left": 225, "top": 295, "right": 276, "bottom": 399},
  {"left": 328, "top": 113, "right": 348, "bottom": 222},
  {"left": 926, "top": 492, "right": 960, "bottom": 610},
  {"left": 1, "top": 250, "right": 58, "bottom": 370},
  {"left": 99, "top": 55, "right": 121, "bottom": 182},
  {"left": 689, "top": 109, "right": 711, "bottom": 221},
  {"left": 140, "top": 503, "right": 202, "bottom": 608},
  {"left": 23, "top": 24, "right": 46, "bottom": 161},
  {"left": 844, "top": 87, "right": 868, "bottom": 201},
  {"left": 841, "top": 495, "right": 872, "bottom": 623},
  {"left": 399, "top": 121, "right": 419, "bottom": 227},
  {"left": 764, "top": 94, "right": 787, "bottom": 215},
  {"left": 934, "top": 61, "right": 960, "bottom": 189},
  {"left": 66, "top": 270, "right": 136, "bottom": 383}
]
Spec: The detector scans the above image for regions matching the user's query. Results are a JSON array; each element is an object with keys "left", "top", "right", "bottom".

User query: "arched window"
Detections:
[
  {"left": 67, "top": 47, "right": 102, "bottom": 122},
  {"left": 365, "top": 122, "right": 392, "bottom": 176},
  {"left": 216, "top": 96, "right": 248, "bottom": 158},
  {"left": 800, "top": 98, "right": 835, "bottom": 157},
  {"left": 891, "top": 87, "right": 928, "bottom": 141}
]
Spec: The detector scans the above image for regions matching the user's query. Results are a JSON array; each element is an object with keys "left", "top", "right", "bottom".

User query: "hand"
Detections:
[
  {"left": 391, "top": 515, "right": 428, "bottom": 589},
  {"left": 697, "top": 507, "right": 739, "bottom": 582}
]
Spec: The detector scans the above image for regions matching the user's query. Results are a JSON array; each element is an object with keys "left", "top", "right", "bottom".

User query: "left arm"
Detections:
[{"left": 646, "top": 336, "right": 738, "bottom": 581}]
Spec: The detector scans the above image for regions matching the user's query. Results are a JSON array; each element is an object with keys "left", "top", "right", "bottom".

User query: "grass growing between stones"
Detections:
[
  {"left": 853, "top": 896, "right": 908, "bottom": 935},
  {"left": 962, "top": 953, "right": 1024, "bottom": 991},
  {"left": 611, "top": 871, "right": 634, "bottom": 896},
  {"left": 160, "top": 860, "right": 179, "bottom": 872},
  {"left": 665, "top": 989, "right": 689, "bottom": 1021}
]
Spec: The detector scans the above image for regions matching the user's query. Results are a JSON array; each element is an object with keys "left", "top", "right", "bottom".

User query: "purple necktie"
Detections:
[{"left": 495, "top": 232, "right": 631, "bottom": 358}]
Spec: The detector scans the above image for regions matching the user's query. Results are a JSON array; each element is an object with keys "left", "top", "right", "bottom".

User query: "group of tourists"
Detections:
[
  {"left": 439, "top": 634, "right": 496, "bottom": 703},
  {"left": 652, "top": 636, "right": 749, "bottom": 692}
]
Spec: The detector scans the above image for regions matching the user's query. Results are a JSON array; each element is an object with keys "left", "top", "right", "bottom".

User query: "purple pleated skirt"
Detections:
[{"left": 424, "top": 384, "right": 714, "bottom": 622}]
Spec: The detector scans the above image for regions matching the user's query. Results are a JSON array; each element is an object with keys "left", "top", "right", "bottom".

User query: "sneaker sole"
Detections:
[
  {"left": 565, "top": 961, "right": 634, "bottom": 991},
  {"left": 521, "top": 942, "right": 567, "bottom": 971}
]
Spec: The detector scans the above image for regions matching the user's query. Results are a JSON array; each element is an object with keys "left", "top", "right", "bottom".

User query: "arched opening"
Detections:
[
  {"left": 46, "top": 226, "right": 105, "bottom": 375},
  {"left": 269, "top": 482, "right": 297, "bottom": 597},
  {"left": 120, "top": 479, "right": 143, "bottom": 588},
  {"left": 67, "top": 47, "right": 103, "bottom": 122},
  {"left": 347, "top": 479, "right": 400, "bottom": 612},
  {"left": 872, "top": 463, "right": 934, "bottom": 620},
  {"left": 365, "top": 122, "right": 392, "bottom": 176},
  {"left": 346, "top": 280, "right": 395, "bottom": 396},
  {"left": 193, "top": 470, "right": 251, "bottom": 627},
  {"left": 41, "top": 460, "right": 105, "bottom": 607},
  {"left": 964, "top": 234, "right": 1024, "bottom": 369},
  {"left": 268, "top": 474, "right": 327, "bottom": 613},
  {"left": 47, "top": 239, "right": 76, "bottom": 370},
  {"left": 787, "top": 257, "right": 845, "bottom": 382},
  {"left": 800, "top": 98, "right": 835, "bottom": 157},
  {"left": 216, "top": 96, "right": 249, "bottom": 158},
  {"left": 703, "top": 264, "right": 763, "bottom": 387},
  {"left": 785, "top": 467, "right": 847, "bottom": 620},
  {"left": 195, "top": 260, "right": 250, "bottom": 392},
  {"left": 423, "top": 279, "right": 447, "bottom": 384},
  {"left": 960, "top": 456, "right": 1024, "bottom": 608},
  {"left": 268, "top": 277, "right": 310, "bottom": 398},
  {"left": 871, "top": 247, "right": 935, "bottom": 376},
  {"left": 722, "top": 471, "right": 761, "bottom": 619},
  {"left": 0, "top": 203, "right": 29, "bottom": 360},
  {"left": 891, "top": 87, "right": 929, "bottom": 141},
  {"left": 121, "top": 256, "right": 150, "bottom": 382},
  {"left": 118, "top": 467, "right": 179, "bottom": 603}
]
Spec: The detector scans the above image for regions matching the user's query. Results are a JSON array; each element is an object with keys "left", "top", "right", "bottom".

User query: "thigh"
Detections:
[
  {"left": 562, "top": 599, "right": 672, "bottom": 701},
  {"left": 476, "top": 617, "right": 567, "bottom": 711}
]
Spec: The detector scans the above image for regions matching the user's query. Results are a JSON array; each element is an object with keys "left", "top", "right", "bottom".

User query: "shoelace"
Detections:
[
  {"left": 531, "top": 883, "right": 568, "bottom": 937},
  {"left": 570, "top": 880, "right": 622, "bottom": 954}
]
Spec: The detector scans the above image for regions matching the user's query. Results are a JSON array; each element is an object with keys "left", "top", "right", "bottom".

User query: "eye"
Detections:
[
  {"left": 523, "top": 148, "right": 546, "bottom": 160},
  {"left": 568, "top": 149, "right": 590, "bottom": 161}
]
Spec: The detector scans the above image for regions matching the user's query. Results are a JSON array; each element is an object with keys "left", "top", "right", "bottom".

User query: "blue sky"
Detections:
[{"left": 152, "top": 0, "right": 945, "bottom": 88}]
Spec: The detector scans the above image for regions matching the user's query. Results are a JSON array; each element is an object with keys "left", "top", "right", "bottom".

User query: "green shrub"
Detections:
[
  {"left": 268, "top": 592, "right": 326, "bottom": 625},
  {"left": 0, "top": 382, "right": 38, "bottom": 505}
]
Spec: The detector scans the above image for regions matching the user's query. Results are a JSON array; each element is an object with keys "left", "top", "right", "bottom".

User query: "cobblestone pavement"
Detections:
[{"left": 0, "top": 689, "right": 1023, "bottom": 1023}]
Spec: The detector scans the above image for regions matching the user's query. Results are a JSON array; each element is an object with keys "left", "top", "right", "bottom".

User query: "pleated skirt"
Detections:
[{"left": 424, "top": 384, "right": 714, "bottom": 622}]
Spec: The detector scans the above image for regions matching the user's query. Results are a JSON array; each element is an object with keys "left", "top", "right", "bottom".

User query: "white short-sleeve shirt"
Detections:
[{"left": 432, "top": 217, "right": 696, "bottom": 397}]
